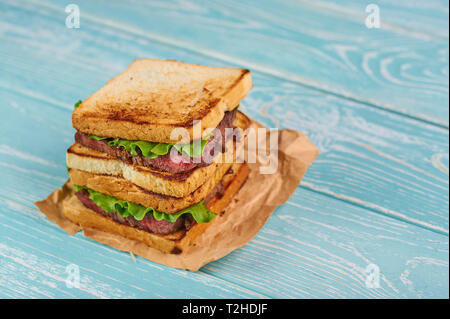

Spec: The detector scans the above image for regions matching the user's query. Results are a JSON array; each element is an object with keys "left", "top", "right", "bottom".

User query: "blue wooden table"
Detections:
[{"left": 0, "top": 0, "right": 448, "bottom": 298}]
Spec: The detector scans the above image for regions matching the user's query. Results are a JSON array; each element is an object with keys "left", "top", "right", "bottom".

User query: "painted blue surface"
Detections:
[
  {"left": 0, "top": 0, "right": 448, "bottom": 298},
  {"left": 34, "top": 0, "right": 449, "bottom": 126}
]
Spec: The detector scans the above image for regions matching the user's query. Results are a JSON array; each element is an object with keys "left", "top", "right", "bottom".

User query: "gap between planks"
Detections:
[
  {"left": 0, "top": 194, "right": 272, "bottom": 298},
  {"left": 26, "top": 0, "right": 450, "bottom": 129},
  {"left": 1, "top": 52, "right": 448, "bottom": 240},
  {"left": 297, "top": 0, "right": 449, "bottom": 42},
  {"left": 3, "top": 0, "right": 448, "bottom": 237},
  {"left": 297, "top": 184, "right": 449, "bottom": 237}
]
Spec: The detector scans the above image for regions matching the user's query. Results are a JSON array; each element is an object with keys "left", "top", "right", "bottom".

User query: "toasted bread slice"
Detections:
[
  {"left": 63, "top": 163, "right": 249, "bottom": 254},
  {"left": 67, "top": 159, "right": 236, "bottom": 213},
  {"left": 66, "top": 133, "right": 243, "bottom": 198},
  {"left": 67, "top": 112, "right": 249, "bottom": 198},
  {"left": 73, "top": 59, "right": 253, "bottom": 143}
]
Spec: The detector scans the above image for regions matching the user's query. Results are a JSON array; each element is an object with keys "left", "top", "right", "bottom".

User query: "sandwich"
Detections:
[{"left": 64, "top": 59, "right": 253, "bottom": 254}]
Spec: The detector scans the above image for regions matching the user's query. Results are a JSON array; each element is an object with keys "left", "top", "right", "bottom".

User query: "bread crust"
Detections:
[
  {"left": 72, "top": 59, "right": 253, "bottom": 143},
  {"left": 67, "top": 160, "right": 235, "bottom": 213},
  {"left": 63, "top": 163, "right": 250, "bottom": 254},
  {"left": 66, "top": 139, "right": 240, "bottom": 198},
  {"left": 67, "top": 111, "right": 250, "bottom": 198}
]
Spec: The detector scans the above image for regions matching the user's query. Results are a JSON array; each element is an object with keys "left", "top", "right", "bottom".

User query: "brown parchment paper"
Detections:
[{"left": 35, "top": 121, "right": 319, "bottom": 271}]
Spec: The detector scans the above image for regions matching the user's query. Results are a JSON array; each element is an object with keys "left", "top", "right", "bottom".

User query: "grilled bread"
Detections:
[
  {"left": 72, "top": 59, "right": 253, "bottom": 143},
  {"left": 67, "top": 111, "right": 249, "bottom": 197},
  {"left": 63, "top": 163, "right": 249, "bottom": 254},
  {"left": 68, "top": 159, "right": 234, "bottom": 213},
  {"left": 66, "top": 136, "right": 241, "bottom": 198}
]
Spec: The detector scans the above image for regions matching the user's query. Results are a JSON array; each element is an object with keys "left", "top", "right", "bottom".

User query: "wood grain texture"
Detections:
[
  {"left": 203, "top": 187, "right": 449, "bottom": 298},
  {"left": 0, "top": 199, "right": 266, "bottom": 298},
  {"left": 307, "top": 0, "right": 449, "bottom": 40},
  {"left": 0, "top": 3, "right": 447, "bottom": 233},
  {"left": 0, "top": 0, "right": 448, "bottom": 298},
  {"left": 0, "top": 190, "right": 447, "bottom": 298},
  {"left": 25, "top": 0, "right": 449, "bottom": 126}
]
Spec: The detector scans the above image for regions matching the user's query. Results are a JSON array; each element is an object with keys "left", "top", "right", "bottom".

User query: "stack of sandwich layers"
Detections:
[{"left": 64, "top": 59, "right": 253, "bottom": 254}]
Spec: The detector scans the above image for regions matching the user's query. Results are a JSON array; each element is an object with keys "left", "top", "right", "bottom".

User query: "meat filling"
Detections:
[
  {"left": 75, "top": 110, "right": 238, "bottom": 173},
  {"left": 74, "top": 179, "right": 226, "bottom": 235},
  {"left": 76, "top": 190, "right": 192, "bottom": 235}
]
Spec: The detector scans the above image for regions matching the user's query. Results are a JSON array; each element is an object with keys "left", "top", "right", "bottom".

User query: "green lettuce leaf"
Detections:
[
  {"left": 173, "top": 139, "right": 209, "bottom": 158},
  {"left": 107, "top": 138, "right": 160, "bottom": 158},
  {"left": 88, "top": 135, "right": 210, "bottom": 159},
  {"left": 73, "top": 185, "right": 216, "bottom": 223},
  {"left": 74, "top": 100, "right": 82, "bottom": 109},
  {"left": 88, "top": 134, "right": 108, "bottom": 141},
  {"left": 82, "top": 102, "right": 241, "bottom": 158}
]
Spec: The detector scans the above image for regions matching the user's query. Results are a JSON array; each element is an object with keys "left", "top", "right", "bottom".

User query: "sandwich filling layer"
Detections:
[
  {"left": 73, "top": 181, "right": 225, "bottom": 235},
  {"left": 75, "top": 109, "right": 238, "bottom": 173}
]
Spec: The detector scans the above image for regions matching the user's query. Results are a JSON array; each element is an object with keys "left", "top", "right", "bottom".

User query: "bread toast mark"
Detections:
[
  {"left": 63, "top": 163, "right": 250, "bottom": 254},
  {"left": 72, "top": 59, "right": 253, "bottom": 143}
]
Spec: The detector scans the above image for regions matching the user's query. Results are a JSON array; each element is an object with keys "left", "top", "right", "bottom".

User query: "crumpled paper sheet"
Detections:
[{"left": 35, "top": 121, "right": 319, "bottom": 271}]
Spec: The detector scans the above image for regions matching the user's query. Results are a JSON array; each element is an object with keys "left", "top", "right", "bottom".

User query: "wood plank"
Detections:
[
  {"left": 0, "top": 3, "right": 448, "bottom": 233},
  {"left": 0, "top": 1, "right": 448, "bottom": 299},
  {"left": 22, "top": 0, "right": 450, "bottom": 126},
  {"left": 202, "top": 187, "right": 449, "bottom": 298},
  {"left": 246, "top": 78, "right": 449, "bottom": 234},
  {"left": 306, "top": 0, "right": 449, "bottom": 40},
  {"left": 0, "top": 198, "right": 267, "bottom": 298},
  {"left": 0, "top": 190, "right": 447, "bottom": 298}
]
